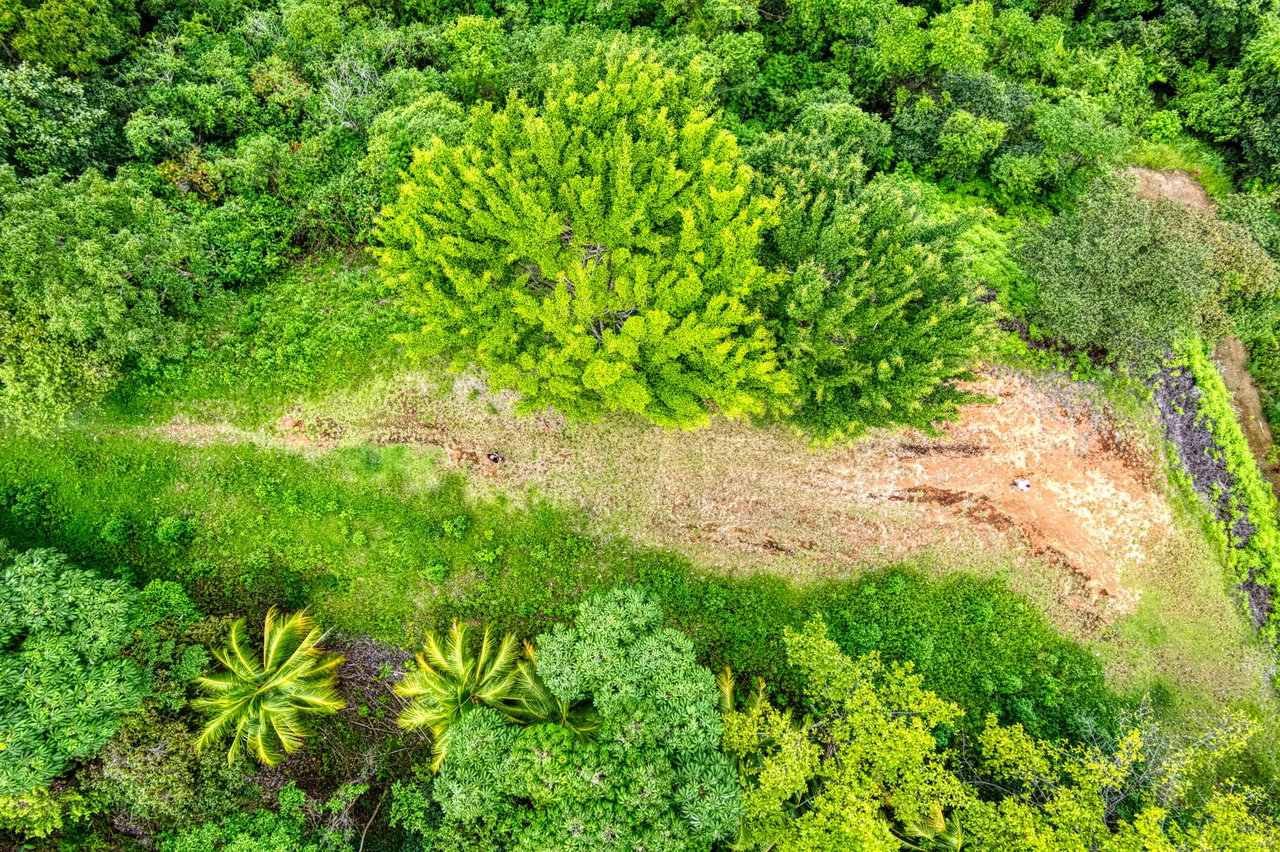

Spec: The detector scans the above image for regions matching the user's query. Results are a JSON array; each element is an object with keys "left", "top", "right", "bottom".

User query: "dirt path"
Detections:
[
  {"left": 1127, "top": 166, "right": 1214, "bottom": 210},
  {"left": 162, "top": 367, "right": 1182, "bottom": 623},
  {"left": 1213, "top": 337, "right": 1280, "bottom": 498}
]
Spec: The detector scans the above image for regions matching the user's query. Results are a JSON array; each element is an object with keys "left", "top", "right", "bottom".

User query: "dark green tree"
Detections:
[
  {"left": 750, "top": 124, "right": 990, "bottom": 443},
  {"left": 1020, "top": 175, "right": 1274, "bottom": 368}
]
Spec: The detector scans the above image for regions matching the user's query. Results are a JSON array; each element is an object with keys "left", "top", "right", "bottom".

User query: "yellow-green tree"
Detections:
[
  {"left": 720, "top": 616, "right": 967, "bottom": 851},
  {"left": 375, "top": 43, "right": 792, "bottom": 428},
  {"left": 965, "top": 709, "right": 1280, "bottom": 851},
  {"left": 192, "top": 608, "right": 345, "bottom": 766}
]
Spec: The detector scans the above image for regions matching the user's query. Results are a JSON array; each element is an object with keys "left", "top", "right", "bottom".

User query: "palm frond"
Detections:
[
  {"left": 191, "top": 608, "right": 345, "bottom": 766},
  {"left": 395, "top": 620, "right": 526, "bottom": 770}
]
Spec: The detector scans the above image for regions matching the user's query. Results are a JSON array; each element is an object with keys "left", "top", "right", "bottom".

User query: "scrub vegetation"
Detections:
[{"left": 4, "top": 0, "right": 1280, "bottom": 846}]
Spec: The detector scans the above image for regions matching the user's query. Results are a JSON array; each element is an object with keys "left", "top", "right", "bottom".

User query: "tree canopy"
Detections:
[
  {"left": 0, "top": 546, "right": 145, "bottom": 797},
  {"left": 375, "top": 43, "right": 792, "bottom": 428}
]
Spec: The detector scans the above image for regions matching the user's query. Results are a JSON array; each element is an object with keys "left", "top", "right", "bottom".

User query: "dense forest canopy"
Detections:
[{"left": 4, "top": 0, "right": 1280, "bottom": 846}]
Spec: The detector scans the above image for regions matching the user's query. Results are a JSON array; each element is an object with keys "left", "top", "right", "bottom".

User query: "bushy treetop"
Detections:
[
  {"left": 375, "top": 42, "right": 792, "bottom": 427},
  {"left": 0, "top": 546, "right": 145, "bottom": 797}
]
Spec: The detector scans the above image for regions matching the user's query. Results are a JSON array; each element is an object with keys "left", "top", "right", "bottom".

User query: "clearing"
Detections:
[{"left": 152, "top": 360, "right": 1274, "bottom": 711}]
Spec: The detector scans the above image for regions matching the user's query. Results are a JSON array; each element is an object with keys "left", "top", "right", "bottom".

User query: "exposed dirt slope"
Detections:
[{"left": 1213, "top": 336, "right": 1280, "bottom": 497}]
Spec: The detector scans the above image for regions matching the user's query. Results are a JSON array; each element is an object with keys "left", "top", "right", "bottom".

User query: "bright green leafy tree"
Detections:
[
  {"left": 375, "top": 43, "right": 791, "bottom": 428},
  {"left": 721, "top": 616, "right": 966, "bottom": 852},
  {"left": 964, "top": 709, "right": 1280, "bottom": 850},
  {"left": 0, "top": 546, "right": 146, "bottom": 799},
  {"left": 192, "top": 608, "right": 345, "bottom": 766}
]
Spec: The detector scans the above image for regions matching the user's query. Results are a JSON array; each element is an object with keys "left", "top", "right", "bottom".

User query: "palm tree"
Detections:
[
  {"left": 394, "top": 620, "right": 523, "bottom": 772},
  {"left": 506, "top": 640, "right": 599, "bottom": 737},
  {"left": 192, "top": 607, "right": 345, "bottom": 766}
]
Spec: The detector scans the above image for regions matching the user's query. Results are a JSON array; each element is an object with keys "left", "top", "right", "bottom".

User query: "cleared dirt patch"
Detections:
[
  {"left": 1127, "top": 166, "right": 1214, "bottom": 210},
  {"left": 195, "top": 367, "right": 1170, "bottom": 623}
]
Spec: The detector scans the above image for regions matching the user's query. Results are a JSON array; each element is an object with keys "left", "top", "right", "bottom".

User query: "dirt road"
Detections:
[{"left": 168, "top": 368, "right": 1175, "bottom": 623}]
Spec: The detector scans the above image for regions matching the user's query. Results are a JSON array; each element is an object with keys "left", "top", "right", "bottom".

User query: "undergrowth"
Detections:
[
  {"left": 108, "top": 255, "right": 411, "bottom": 426},
  {"left": 1178, "top": 340, "right": 1280, "bottom": 637}
]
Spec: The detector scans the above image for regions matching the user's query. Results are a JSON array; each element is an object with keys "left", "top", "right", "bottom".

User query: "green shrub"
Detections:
[
  {"left": 0, "top": 547, "right": 147, "bottom": 796},
  {"left": 429, "top": 587, "right": 742, "bottom": 849},
  {"left": 1020, "top": 176, "right": 1225, "bottom": 370},
  {"left": 0, "top": 169, "right": 204, "bottom": 431},
  {"left": 157, "top": 783, "right": 321, "bottom": 852}
]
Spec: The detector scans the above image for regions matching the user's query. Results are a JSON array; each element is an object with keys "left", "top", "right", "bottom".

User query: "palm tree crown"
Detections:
[
  {"left": 192, "top": 607, "right": 345, "bottom": 766},
  {"left": 394, "top": 620, "right": 523, "bottom": 772}
]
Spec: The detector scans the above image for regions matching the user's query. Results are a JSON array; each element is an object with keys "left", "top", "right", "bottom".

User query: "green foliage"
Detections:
[
  {"left": 0, "top": 785, "right": 97, "bottom": 840},
  {"left": 81, "top": 707, "right": 259, "bottom": 832},
  {"left": 825, "top": 569, "right": 1115, "bottom": 741},
  {"left": 1020, "top": 176, "right": 1218, "bottom": 370},
  {"left": 1222, "top": 190, "right": 1280, "bottom": 260},
  {"left": 192, "top": 608, "right": 345, "bottom": 766},
  {"left": 0, "top": 63, "right": 109, "bottom": 176},
  {"left": 0, "top": 168, "right": 202, "bottom": 431},
  {"left": 427, "top": 586, "right": 742, "bottom": 851},
  {"left": 965, "top": 709, "right": 1280, "bottom": 851},
  {"left": 157, "top": 782, "right": 324, "bottom": 852},
  {"left": 1176, "top": 340, "right": 1280, "bottom": 623},
  {"left": 395, "top": 621, "right": 524, "bottom": 772},
  {"left": 775, "top": 176, "right": 991, "bottom": 441},
  {"left": 721, "top": 616, "right": 965, "bottom": 851},
  {"left": 126, "top": 580, "right": 213, "bottom": 712},
  {"left": 0, "top": 546, "right": 146, "bottom": 797},
  {"left": 723, "top": 626, "right": 1280, "bottom": 851},
  {"left": 375, "top": 43, "right": 791, "bottom": 427},
  {"left": 749, "top": 119, "right": 991, "bottom": 441},
  {"left": 122, "top": 257, "right": 409, "bottom": 417},
  {"left": 2, "top": 0, "right": 140, "bottom": 73}
]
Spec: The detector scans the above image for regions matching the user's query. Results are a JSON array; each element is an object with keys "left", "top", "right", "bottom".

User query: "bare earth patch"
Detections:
[
  {"left": 1127, "top": 166, "right": 1214, "bottom": 210},
  {"left": 160, "top": 369, "right": 1171, "bottom": 621},
  {"left": 285, "top": 367, "right": 1170, "bottom": 623}
]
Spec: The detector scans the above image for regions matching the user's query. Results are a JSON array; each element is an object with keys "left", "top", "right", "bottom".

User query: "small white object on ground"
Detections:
[{"left": 1013, "top": 478, "right": 1031, "bottom": 491}]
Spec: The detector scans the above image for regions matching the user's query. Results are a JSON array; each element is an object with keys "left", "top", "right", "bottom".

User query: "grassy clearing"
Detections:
[
  {"left": 0, "top": 427, "right": 1119, "bottom": 743},
  {"left": 75, "top": 248, "right": 1280, "bottom": 760}
]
